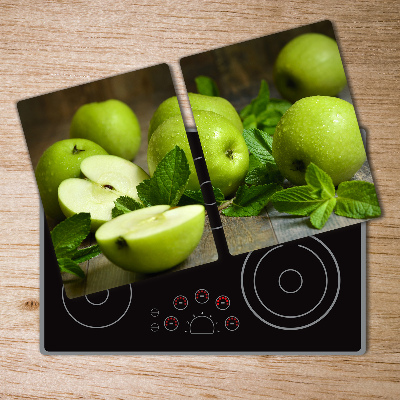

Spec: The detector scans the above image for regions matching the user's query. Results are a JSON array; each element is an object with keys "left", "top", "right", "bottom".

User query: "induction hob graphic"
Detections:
[{"left": 41, "top": 206, "right": 366, "bottom": 354}]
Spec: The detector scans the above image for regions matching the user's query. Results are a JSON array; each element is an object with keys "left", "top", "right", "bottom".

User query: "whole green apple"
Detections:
[
  {"left": 35, "top": 138, "right": 108, "bottom": 221},
  {"left": 148, "top": 93, "right": 243, "bottom": 139},
  {"left": 58, "top": 155, "right": 149, "bottom": 231},
  {"left": 95, "top": 204, "right": 205, "bottom": 273},
  {"left": 70, "top": 99, "right": 141, "bottom": 160},
  {"left": 148, "top": 110, "right": 249, "bottom": 196},
  {"left": 272, "top": 96, "right": 366, "bottom": 186},
  {"left": 273, "top": 33, "right": 347, "bottom": 103}
]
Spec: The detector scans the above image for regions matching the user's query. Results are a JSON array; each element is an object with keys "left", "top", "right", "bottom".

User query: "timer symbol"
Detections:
[{"left": 195, "top": 289, "right": 209, "bottom": 304}]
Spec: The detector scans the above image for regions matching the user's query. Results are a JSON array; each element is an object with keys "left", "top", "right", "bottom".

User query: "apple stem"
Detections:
[
  {"left": 217, "top": 198, "right": 234, "bottom": 212},
  {"left": 72, "top": 145, "right": 85, "bottom": 155},
  {"left": 225, "top": 149, "right": 234, "bottom": 160}
]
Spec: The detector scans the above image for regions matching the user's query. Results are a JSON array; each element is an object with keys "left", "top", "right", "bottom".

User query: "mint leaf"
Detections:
[
  {"left": 242, "top": 128, "right": 275, "bottom": 164},
  {"left": 222, "top": 183, "right": 281, "bottom": 217},
  {"left": 242, "top": 141, "right": 283, "bottom": 186},
  {"left": 305, "top": 163, "right": 335, "bottom": 199},
  {"left": 257, "top": 109, "right": 282, "bottom": 127},
  {"left": 71, "top": 245, "right": 101, "bottom": 264},
  {"left": 269, "top": 163, "right": 380, "bottom": 229},
  {"left": 240, "top": 104, "right": 253, "bottom": 121},
  {"left": 112, "top": 196, "right": 144, "bottom": 218},
  {"left": 179, "top": 186, "right": 225, "bottom": 206},
  {"left": 258, "top": 126, "right": 276, "bottom": 136},
  {"left": 335, "top": 181, "right": 381, "bottom": 219},
  {"left": 242, "top": 114, "right": 257, "bottom": 130},
  {"left": 137, "top": 146, "right": 190, "bottom": 207},
  {"left": 239, "top": 81, "right": 291, "bottom": 131},
  {"left": 195, "top": 76, "right": 220, "bottom": 97},
  {"left": 58, "top": 258, "right": 85, "bottom": 279},
  {"left": 51, "top": 213, "right": 103, "bottom": 279},
  {"left": 310, "top": 198, "right": 337, "bottom": 229},
  {"left": 245, "top": 165, "right": 283, "bottom": 185},
  {"left": 240, "top": 80, "right": 270, "bottom": 120},
  {"left": 267, "top": 98, "right": 292, "bottom": 115},
  {"left": 51, "top": 213, "right": 91, "bottom": 259},
  {"left": 271, "top": 186, "right": 325, "bottom": 216}
]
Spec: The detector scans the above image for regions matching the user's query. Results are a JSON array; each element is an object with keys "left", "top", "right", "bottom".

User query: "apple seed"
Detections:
[{"left": 116, "top": 236, "right": 128, "bottom": 249}]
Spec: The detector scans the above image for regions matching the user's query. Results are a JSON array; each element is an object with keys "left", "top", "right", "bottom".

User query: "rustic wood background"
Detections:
[{"left": 0, "top": 0, "right": 399, "bottom": 399}]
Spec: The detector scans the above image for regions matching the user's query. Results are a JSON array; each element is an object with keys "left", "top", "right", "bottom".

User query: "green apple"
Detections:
[
  {"left": 58, "top": 155, "right": 149, "bottom": 231},
  {"left": 272, "top": 96, "right": 366, "bottom": 186},
  {"left": 148, "top": 110, "right": 249, "bottom": 196},
  {"left": 273, "top": 33, "right": 347, "bottom": 103},
  {"left": 95, "top": 204, "right": 205, "bottom": 273},
  {"left": 148, "top": 93, "right": 243, "bottom": 140},
  {"left": 35, "top": 138, "right": 108, "bottom": 221},
  {"left": 70, "top": 99, "right": 141, "bottom": 160}
]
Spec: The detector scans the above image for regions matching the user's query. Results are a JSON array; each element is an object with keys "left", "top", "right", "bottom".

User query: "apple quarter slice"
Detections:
[
  {"left": 58, "top": 155, "right": 149, "bottom": 231},
  {"left": 58, "top": 178, "right": 122, "bottom": 231},
  {"left": 95, "top": 204, "right": 205, "bottom": 273},
  {"left": 80, "top": 155, "right": 149, "bottom": 202}
]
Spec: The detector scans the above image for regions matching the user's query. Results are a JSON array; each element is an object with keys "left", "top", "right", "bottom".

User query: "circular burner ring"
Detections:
[
  {"left": 278, "top": 269, "right": 303, "bottom": 294},
  {"left": 241, "top": 236, "right": 340, "bottom": 330},
  {"left": 62, "top": 285, "right": 132, "bottom": 329}
]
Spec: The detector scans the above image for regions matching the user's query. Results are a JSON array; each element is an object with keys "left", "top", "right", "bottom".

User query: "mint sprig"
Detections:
[
  {"left": 137, "top": 146, "right": 190, "bottom": 207},
  {"left": 222, "top": 183, "right": 282, "bottom": 217},
  {"left": 242, "top": 128, "right": 283, "bottom": 185},
  {"left": 240, "top": 80, "right": 291, "bottom": 132},
  {"left": 112, "top": 196, "right": 144, "bottom": 218},
  {"left": 245, "top": 154, "right": 283, "bottom": 185},
  {"left": 335, "top": 181, "right": 381, "bottom": 219},
  {"left": 50, "top": 213, "right": 101, "bottom": 278},
  {"left": 195, "top": 76, "right": 220, "bottom": 97},
  {"left": 179, "top": 186, "right": 225, "bottom": 206},
  {"left": 242, "top": 128, "right": 274, "bottom": 164},
  {"left": 270, "top": 163, "right": 381, "bottom": 229}
]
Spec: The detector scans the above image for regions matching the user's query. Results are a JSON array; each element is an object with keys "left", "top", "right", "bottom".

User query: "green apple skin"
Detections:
[
  {"left": 35, "top": 138, "right": 108, "bottom": 221},
  {"left": 148, "top": 93, "right": 243, "bottom": 140},
  {"left": 272, "top": 96, "right": 366, "bottom": 186},
  {"left": 70, "top": 99, "right": 141, "bottom": 160},
  {"left": 273, "top": 33, "right": 347, "bottom": 103},
  {"left": 148, "top": 110, "right": 249, "bottom": 197},
  {"left": 58, "top": 155, "right": 149, "bottom": 231},
  {"left": 95, "top": 204, "right": 205, "bottom": 273}
]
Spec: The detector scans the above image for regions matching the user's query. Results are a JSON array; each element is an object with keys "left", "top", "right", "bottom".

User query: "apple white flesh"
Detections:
[
  {"left": 80, "top": 155, "right": 149, "bottom": 202},
  {"left": 58, "top": 178, "right": 121, "bottom": 231},
  {"left": 95, "top": 204, "right": 205, "bottom": 273},
  {"left": 58, "top": 155, "right": 149, "bottom": 231}
]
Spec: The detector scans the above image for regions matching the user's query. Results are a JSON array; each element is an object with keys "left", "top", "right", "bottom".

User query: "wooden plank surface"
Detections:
[{"left": 1, "top": 1, "right": 399, "bottom": 399}]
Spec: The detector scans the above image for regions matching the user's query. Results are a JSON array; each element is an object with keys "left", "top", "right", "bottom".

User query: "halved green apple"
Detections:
[
  {"left": 95, "top": 204, "right": 205, "bottom": 273},
  {"left": 58, "top": 155, "right": 149, "bottom": 231}
]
